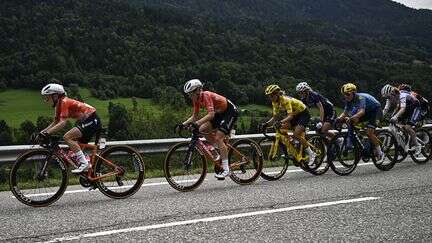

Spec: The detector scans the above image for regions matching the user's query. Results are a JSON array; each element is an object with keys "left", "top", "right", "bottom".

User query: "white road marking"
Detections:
[{"left": 40, "top": 196, "right": 379, "bottom": 242}]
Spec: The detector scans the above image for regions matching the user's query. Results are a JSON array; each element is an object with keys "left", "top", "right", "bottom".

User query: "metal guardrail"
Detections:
[{"left": 0, "top": 124, "right": 431, "bottom": 164}]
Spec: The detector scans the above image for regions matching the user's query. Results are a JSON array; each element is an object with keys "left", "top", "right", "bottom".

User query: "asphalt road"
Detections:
[{"left": 0, "top": 160, "right": 431, "bottom": 242}]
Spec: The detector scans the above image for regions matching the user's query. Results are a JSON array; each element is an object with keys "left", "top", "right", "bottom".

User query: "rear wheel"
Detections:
[
  {"left": 164, "top": 142, "right": 207, "bottom": 192},
  {"left": 328, "top": 133, "right": 359, "bottom": 176},
  {"left": 95, "top": 145, "right": 145, "bottom": 199},
  {"left": 229, "top": 139, "right": 263, "bottom": 185},
  {"left": 258, "top": 137, "right": 289, "bottom": 181},
  {"left": 10, "top": 150, "right": 68, "bottom": 207}
]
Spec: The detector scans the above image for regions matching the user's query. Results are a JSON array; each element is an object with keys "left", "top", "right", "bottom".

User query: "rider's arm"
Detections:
[
  {"left": 337, "top": 111, "right": 347, "bottom": 120},
  {"left": 183, "top": 114, "right": 197, "bottom": 125},
  {"left": 196, "top": 111, "right": 215, "bottom": 126},
  {"left": 351, "top": 108, "right": 365, "bottom": 121},
  {"left": 281, "top": 114, "right": 294, "bottom": 124},
  {"left": 316, "top": 101, "right": 325, "bottom": 122},
  {"left": 392, "top": 104, "right": 406, "bottom": 120},
  {"left": 382, "top": 99, "right": 391, "bottom": 116},
  {"left": 281, "top": 98, "right": 294, "bottom": 123},
  {"left": 42, "top": 121, "right": 56, "bottom": 133},
  {"left": 45, "top": 119, "right": 67, "bottom": 135}
]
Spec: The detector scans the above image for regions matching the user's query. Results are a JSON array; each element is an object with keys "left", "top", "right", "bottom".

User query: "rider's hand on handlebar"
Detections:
[
  {"left": 389, "top": 116, "right": 398, "bottom": 124},
  {"left": 32, "top": 131, "right": 49, "bottom": 144},
  {"left": 175, "top": 123, "right": 185, "bottom": 133}
]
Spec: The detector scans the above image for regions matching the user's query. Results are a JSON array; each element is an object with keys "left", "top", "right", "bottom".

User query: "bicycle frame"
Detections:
[
  {"left": 184, "top": 129, "right": 252, "bottom": 171},
  {"left": 344, "top": 123, "right": 381, "bottom": 159},
  {"left": 268, "top": 128, "right": 317, "bottom": 163},
  {"left": 45, "top": 140, "right": 124, "bottom": 182}
]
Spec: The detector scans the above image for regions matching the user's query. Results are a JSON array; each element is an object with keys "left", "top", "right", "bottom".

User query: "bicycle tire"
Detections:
[
  {"left": 95, "top": 145, "right": 145, "bottom": 199},
  {"left": 374, "top": 130, "right": 397, "bottom": 171},
  {"left": 258, "top": 137, "right": 289, "bottom": 181},
  {"left": 328, "top": 133, "right": 359, "bottom": 176},
  {"left": 164, "top": 141, "right": 207, "bottom": 192},
  {"left": 229, "top": 139, "right": 263, "bottom": 185},
  {"left": 304, "top": 134, "right": 330, "bottom": 176},
  {"left": 410, "top": 128, "right": 432, "bottom": 164},
  {"left": 10, "top": 150, "right": 68, "bottom": 207}
]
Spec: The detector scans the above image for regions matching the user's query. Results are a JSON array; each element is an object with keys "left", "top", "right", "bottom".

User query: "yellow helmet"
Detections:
[
  {"left": 265, "top": 84, "right": 281, "bottom": 95},
  {"left": 340, "top": 83, "right": 357, "bottom": 94}
]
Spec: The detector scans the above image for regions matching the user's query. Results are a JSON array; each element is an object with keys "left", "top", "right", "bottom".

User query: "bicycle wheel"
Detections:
[
  {"left": 229, "top": 139, "right": 263, "bottom": 185},
  {"left": 328, "top": 133, "right": 359, "bottom": 176},
  {"left": 10, "top": 150, "right": 68, "bottom": 207},
  {"left": 95, "top": 145, "right": 145, "bottom": 199},
  {"left": 374, "top": 130, "right": 397, "bottom": 171},
  {"left": 410, "top": 128, "right": 432, "bottom": 164},
  {"left": 164, "top": 142, "right": 207, "bottom": 192},
  {"left": 304, "top": 134, "right": 329, "bottom": 175},
  {"left": 258, "top": 137, "right": 289, "bottom": 181}
]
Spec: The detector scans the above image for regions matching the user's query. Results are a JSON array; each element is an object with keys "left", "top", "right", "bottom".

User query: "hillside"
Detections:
[
  {"left": 133, "top": 0, "right": 432, "bottom": 39},
  {"left": 0, "top": 0, "right": 431, "bottom": 107}
]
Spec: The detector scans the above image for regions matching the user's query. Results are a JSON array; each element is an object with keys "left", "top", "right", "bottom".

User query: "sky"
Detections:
[{"left": 392, "top": 0, "right": 432, "bottom": 9}]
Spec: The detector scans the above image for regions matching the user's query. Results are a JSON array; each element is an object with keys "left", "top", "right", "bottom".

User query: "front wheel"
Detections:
[
  {"left": 410, "top": 128, "right": 432, "bottom": 164},
  {"left": 374, "top": 130, "right": 398, "bottom": 171},
  {"left": 229, "top": 139, "right": 263, "bottom": 185},
  {"left": 164, "top": 142, "right": 207, "bottom": 192},
  {"left": 10, "top": 150, "right": 68, "bottom": 207},
  {"left": 303, "top": 134, "right": 329, "bottom": 176},
  {"left": 258, "top": 137, "right": 289, "bottom": 181},
  {"left": 327, "top": 133, "right": 359, "bottom": 176},
  {"left": 95, "top": 145, "right": 145, "bottom": 199}
]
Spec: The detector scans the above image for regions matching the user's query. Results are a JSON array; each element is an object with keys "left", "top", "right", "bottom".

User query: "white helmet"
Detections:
[
  {"left": 296, "top": 82, "right": 311, "bottom": 92},
  {"left": 381, "top": 84, "right": 394, "bottom": 97},
  {"left": 41, "top": 83, "right": 66, "bottom": 96},
  {"left": 183, "top": 79, "right": 203, "bottom": 93}
]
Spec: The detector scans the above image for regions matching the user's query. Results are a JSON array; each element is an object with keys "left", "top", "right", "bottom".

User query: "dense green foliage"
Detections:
[{"left": 1, "top": 0, "right": 431, "bottom": 107}]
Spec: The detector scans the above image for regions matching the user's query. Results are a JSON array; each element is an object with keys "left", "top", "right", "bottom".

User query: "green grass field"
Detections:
[
  {"left": 0, "top": 89, "right": 157, "bottom": 127},
  {"left": 0, "top": 89, "right": 344, "bottom": 129}
]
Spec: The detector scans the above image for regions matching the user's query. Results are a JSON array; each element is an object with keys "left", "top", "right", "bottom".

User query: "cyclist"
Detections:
[
  {"left": 38, "top": 82, "right": 101, "bottom": 173},
  {"left": 381, "top": 84, "right": 421, "bottom": 155},
  {"left": 181, "top": 79, "right": 239, "bottom": 179},
  {"left": 296, "top": 82, "right": 336, "bottom": 139},
  {"left": 398, "top": 84, "right": 429, "bottom": 123},
  {"left": 260, "top": 84, "right": 316, "bottom": 166},
  {"left": 337, "top": 83, "right": 384, "bottom": 162}
]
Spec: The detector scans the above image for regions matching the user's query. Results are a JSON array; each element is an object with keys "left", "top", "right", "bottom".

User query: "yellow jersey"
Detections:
[{"left": 272, "top": 95, "right": 306, "bottom": 116}]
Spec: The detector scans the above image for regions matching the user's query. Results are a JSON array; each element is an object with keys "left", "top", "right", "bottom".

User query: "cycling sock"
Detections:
[
  {"left": 74, "top": 150, "right": 88, "bottom": 165},
  {"left": 222, "top": 159, "right": 229, "bottom": 171}
]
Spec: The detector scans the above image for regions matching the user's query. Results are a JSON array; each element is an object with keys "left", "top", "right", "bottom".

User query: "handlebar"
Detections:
[{"left": 30, "top": 133, "right": 62, "bottom": 149}]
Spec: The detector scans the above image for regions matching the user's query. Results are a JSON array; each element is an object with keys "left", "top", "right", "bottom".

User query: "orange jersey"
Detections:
[
  {"left": 193, "top": 91, "right": 227, "bottom": 114},
  {"left": 55, "top": 97, "right": 96, "bottom": 121}
]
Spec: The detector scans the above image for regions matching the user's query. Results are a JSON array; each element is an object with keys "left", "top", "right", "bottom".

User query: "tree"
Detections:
[
  {"left": 17, "top": 120, "right": 37, "bottom": 144},
  {"left": 108, "top": 102, "right": 131, "bottom": 140},
  {"left": 67, "top": 83, "right": 82, "bottom": 101},
  {"left": 0, "top": 120, "right": 13, "bottom": 145}
]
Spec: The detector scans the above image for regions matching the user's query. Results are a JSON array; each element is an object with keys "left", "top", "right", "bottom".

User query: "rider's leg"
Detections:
[
  {"left": 366, "top": 127, "right": 384, "bottom": 161},
  {"left": 64, "top": 128, "right": 89, "bottom": 172},
  {"left": 321, "top": 122, "right": 335, "bottom": 140},
  {"left": 215, "top": 130, "right": 229, "bottom": 172},
  {"left": 199, "top": 122, "right": 215, "bottom": 143}
]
